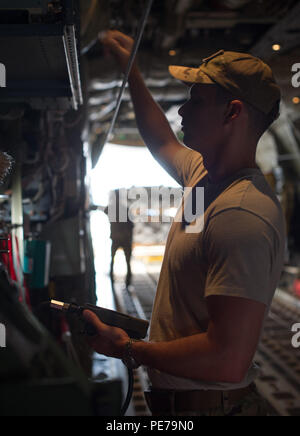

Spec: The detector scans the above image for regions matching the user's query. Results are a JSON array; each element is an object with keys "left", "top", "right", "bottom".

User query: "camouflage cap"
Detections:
[{"left": 169, "top": 50, "right": 281, "bottom": 115}]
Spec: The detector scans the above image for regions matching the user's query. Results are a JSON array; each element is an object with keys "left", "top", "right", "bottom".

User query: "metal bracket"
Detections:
[{"left": 63, "top": 24, "right": 83, "bottom": 111}]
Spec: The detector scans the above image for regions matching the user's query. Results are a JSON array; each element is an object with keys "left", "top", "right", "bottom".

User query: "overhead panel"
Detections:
[{"left": 0, "top": 1, "right": 83, "bottom": 111}]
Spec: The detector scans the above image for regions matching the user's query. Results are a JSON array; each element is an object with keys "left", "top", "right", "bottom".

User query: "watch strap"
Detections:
[{"left": 122, "top": 338, "right": 141, "bottom": 369}]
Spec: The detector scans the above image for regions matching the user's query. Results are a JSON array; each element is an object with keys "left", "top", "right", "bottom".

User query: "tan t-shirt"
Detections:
[{"left": 148, "top": 146, "right": 286, "bottom": 390}]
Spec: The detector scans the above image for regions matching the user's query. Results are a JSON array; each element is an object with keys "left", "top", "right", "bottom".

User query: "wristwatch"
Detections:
[{"left": 122, "top": 338, "right": 141, "bottom": 369}]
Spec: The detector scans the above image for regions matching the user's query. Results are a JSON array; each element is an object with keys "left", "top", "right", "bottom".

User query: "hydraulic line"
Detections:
[
  {"left": 102, "top": 0, "right": 154, "bottom": 147},
  {"left": 121, "top": 367, "right": 134, "bottom": 416}
]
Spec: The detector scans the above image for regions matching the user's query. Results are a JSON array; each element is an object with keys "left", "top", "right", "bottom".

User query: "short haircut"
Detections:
[{"left": 215, "top": 85, "right": 280, "bottom": 138}]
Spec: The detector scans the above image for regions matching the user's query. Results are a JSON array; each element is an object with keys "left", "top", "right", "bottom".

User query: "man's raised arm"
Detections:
[{"left": 101, "top": 30, "right": 185, "bottom": 173}]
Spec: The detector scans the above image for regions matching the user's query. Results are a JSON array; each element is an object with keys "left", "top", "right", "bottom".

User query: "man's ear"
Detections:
[{"left": 224, "top": 100, "right": 243, "bottom": 124}]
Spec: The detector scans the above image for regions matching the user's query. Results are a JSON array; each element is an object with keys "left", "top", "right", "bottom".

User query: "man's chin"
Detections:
[{"left": 183, "top": 138, "right": 202, "bottom": 154}]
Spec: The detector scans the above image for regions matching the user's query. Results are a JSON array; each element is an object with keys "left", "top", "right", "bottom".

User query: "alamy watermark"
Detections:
[
  {"left": 292, "top": 63, "right": 300, "bottom": 88},
  {"left": 107, "top": 186, "right": 205, "bottom": 234},
  {"left": 291, "top": 323, "right": 300, "bottom": 349},
  {"left": 0, "top": 63, "right": 6, "bottom": 88},
  {"left": 0, "top": 323, "right": 6, "bottom": 348}
]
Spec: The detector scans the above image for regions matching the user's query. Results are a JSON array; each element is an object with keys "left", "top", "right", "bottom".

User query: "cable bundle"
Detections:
[{"left": 0, "top": 152, "right": 13, "bottom": 184}]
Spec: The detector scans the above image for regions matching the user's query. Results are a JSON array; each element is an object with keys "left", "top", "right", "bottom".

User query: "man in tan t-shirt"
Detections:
[{"left": 84, "top": 31, "right": 286, "bottom": 416}]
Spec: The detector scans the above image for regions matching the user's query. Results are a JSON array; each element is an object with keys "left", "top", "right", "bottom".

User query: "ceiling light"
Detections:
[
  {"left": 169, "top": 50, "right": 177, "bottom": 57},
  {"left": 292, "top": 97, "right": 300, "bottom": 105},
  {"left": 272, "top": 44, "right": 281, "bottom": 52}
]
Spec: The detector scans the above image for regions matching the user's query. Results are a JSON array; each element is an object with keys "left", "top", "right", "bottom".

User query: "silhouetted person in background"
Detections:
[{"left": 98, "top": 189, "right": 134, "bottom": 288}]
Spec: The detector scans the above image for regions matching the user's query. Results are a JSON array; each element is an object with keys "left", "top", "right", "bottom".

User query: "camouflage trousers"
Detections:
[{"left": 149, "top": 385, "right": 270, "bottom": 417}]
